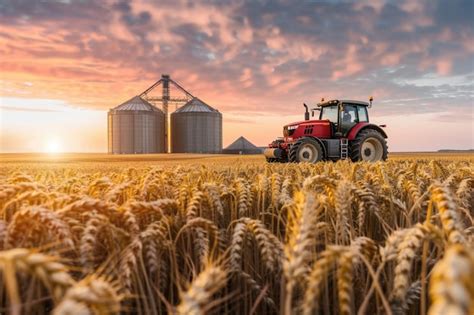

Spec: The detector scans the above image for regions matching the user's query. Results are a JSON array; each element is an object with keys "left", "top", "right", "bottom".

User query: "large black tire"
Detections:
[
  {"left": 289, "top": 137, "right": 324, "bottom": 163},
  {"left": 350, "top": 129, "right": 388, "bottom": 162}
]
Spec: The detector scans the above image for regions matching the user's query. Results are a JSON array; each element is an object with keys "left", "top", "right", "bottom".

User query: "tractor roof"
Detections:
[{"left": 318, "top": 99, "right": 370, "bottom": 107}]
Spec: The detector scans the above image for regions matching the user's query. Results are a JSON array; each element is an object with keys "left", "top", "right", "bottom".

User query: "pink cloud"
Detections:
[
  {"left": 331, "top": 45, "right": 365, "bottom": 80},
  {"left": 436, "top": 60, "right": 452, "bottom": 75}
]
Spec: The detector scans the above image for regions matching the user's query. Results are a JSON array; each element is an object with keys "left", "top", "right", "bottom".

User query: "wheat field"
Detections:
[{"left": 0, "top": 153, "right": 472, "bottom": 315}]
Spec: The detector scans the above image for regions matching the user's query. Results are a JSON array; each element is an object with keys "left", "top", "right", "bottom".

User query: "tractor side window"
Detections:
[
  {"left": 357, "top": 106, "right": 368, "bottom": 122},
  {"left": 320, "top": 105, "right": 338, "bottom": 123}
]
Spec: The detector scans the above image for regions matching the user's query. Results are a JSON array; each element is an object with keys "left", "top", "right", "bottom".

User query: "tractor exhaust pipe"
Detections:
[{"left": 303, "top": 103, "right": 309, "bottom": 121}]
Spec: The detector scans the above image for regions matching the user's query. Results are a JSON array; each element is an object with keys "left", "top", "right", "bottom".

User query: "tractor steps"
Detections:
[{"left": 340, "top": 138, "right": 349, "bottom": 160}]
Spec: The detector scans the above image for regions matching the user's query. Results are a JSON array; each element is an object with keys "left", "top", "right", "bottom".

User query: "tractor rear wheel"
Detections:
[
  {"left": 289, "top": 138, "right": 323, "bottom": 163},
  {"left": 350, "top": 129, "right": 388, "bottom": 162}
]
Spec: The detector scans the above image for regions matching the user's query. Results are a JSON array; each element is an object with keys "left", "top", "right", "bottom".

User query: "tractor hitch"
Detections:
[{"left": 264, "top": 148, "right": 284, "bottom": 159}]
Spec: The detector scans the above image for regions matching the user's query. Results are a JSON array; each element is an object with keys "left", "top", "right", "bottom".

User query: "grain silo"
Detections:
[
  {"left": 170, "top": 98, "right": 222, "bottom": 153},
  {"left": 108, "top": 96, "right": 165, "bottom": 154}
]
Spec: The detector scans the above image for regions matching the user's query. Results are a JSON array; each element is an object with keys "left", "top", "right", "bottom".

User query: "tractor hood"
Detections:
[
  {"left": 283, "top": 119, "right": 332, "bottom": 138},
  {"left": 284, "top": 119, "right": 328, "bottom": 128}
]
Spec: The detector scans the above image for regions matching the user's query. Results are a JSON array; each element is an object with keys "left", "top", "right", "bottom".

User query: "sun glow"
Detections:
[{"left": 45, "top": 138, "right": 62, "bottom": 153}]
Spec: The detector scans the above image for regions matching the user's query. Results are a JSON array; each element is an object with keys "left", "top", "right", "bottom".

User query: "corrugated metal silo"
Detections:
[
  {"left": 108, "top": 96, "right": 165, "bottom": 154},
  {"left": 171, "top": 98, "right": 222, "bottom": 153}
]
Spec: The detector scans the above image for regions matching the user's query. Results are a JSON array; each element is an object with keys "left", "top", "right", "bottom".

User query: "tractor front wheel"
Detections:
[
  {"left": 289, "top": 138, "right": 324, "bottom": 163},
  {"left": 350, "top": 129, "right": 388, "bottom": 162}
]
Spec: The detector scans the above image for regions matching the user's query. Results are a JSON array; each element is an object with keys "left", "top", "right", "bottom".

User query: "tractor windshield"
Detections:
[{"left": 320, "top": 105, "right": 338, "bottom": 123}]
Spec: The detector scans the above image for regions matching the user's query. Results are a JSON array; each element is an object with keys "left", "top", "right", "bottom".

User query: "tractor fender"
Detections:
[
  {"left": 300, "top": 136, "right": 328, "bottom": 159},
  {"left": 347, "top": 123, "right": 388, "bottom": 140}
]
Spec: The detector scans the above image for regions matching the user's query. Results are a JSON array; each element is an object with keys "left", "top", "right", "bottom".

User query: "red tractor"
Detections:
[{"left": 264, "top": 98, "right": 388, "bottom": 163}]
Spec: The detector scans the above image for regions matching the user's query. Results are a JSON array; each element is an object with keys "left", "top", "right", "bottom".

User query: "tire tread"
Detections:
[
  {"left": 350, "top": 129, "right": 388, "bottom": 162},
  {"left": 289, "top": 137, "right": 323, "bottom": 163}
]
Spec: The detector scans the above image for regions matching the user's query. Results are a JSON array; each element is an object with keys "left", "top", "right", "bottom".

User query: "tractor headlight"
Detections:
[{"left": 286, "top": 125, "right": 297, "bottom": 136}]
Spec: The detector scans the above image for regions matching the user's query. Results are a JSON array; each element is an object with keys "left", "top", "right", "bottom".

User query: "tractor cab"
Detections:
[{"left": 315, "top": 99, "right": 371, "bottom": 137}]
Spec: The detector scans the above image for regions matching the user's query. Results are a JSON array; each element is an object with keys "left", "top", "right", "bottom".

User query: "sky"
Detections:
[{"left": 0, "top": 0, "right": 473, "bottom": 153}]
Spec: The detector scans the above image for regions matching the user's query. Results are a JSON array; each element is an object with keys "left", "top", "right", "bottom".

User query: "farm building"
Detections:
[{"left": 223, "top": 136, "right": 262, "bottom": 154}]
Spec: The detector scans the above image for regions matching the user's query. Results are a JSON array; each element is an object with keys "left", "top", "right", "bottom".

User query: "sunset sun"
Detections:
[{"left": 45, "top": 138, "right": 62, "bottom": 153}]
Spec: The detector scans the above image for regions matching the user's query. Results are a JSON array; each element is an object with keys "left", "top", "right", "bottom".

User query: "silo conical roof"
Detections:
[
  {"left": 112, "top": 96, "right": 162, "bottom": 112},
  {"left": 224, "top": 136, "right": 260, "bottom": 151},
  {"left": 173, "top": 98, "right": 219, "bottom": 113}
]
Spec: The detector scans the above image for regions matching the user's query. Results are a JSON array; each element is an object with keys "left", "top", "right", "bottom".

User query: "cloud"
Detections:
[{"left": 0, "top": 0, "right": 472, "bottom": 121}]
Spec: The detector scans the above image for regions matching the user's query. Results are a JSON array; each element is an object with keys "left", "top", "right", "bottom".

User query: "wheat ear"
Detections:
[
  {"left": 53, "top": 276, "right": 122, "bottom": 315},
  {"left": 176, "top": 265, "right": 227, "bottom": 315},
  {"left": 5, "top": 206, "right": 74, "bottom": 249},
  {"left": 0, "top": 248, "right": 74, "bottom": 304},
  {"left": 430, "top": 183, "right": 466, "bottom": 244},
  {"left": 428, "top": 244, "right": 474, "bottom": 315},
  {"left": 284, "top": 192, "right": 322, "bottom": 289},
  {"left": 390, "top": 223, "right": 431, "bottom": 315}
]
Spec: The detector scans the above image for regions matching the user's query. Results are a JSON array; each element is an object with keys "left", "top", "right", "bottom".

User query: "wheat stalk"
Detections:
[{"left": 302, "top": 246, "right": 345, "bottom": 315}]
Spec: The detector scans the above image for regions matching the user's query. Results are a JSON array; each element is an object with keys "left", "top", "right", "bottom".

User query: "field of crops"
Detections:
[{"left": 0, "top": 153, "right": 472, "bottom": 315}]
